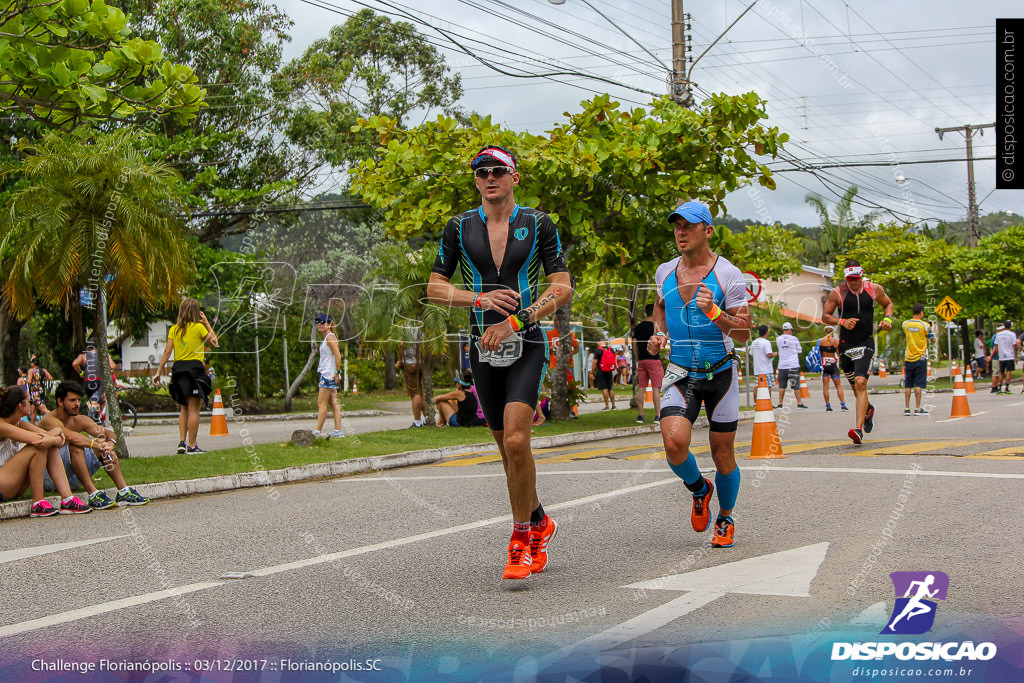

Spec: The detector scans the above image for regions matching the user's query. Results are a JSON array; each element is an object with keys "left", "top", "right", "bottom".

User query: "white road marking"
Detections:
[
  {"left": 0, "top": 536, "right": 127, "bottom": 565},
  {"left": 574, "top": 592, "right": 724, "bottom": 649},
  {"left": 0, "top": 583, "right": 222, "bottom": 639},
  {"left": 247, "top": 478, "right": 677, "bottom": 578},
  {"left": 850, "top": 601, "right": 889, "bottom": 627},
  {"left": 1003, "top": 402, "right": 1024, "bottom": 407},
  {"left": 341, "top": 465, "right": 1024, "bottom": 482},
  {"left": 935, "top": 410, "right": 989, "bottom": 423}
]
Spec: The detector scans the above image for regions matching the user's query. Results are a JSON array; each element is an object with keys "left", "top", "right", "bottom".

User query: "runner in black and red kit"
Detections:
[
  {"left": 427, "top": 145, "right": 573, "bottom": 581},
  {"left": 822, "top": 260, "right": 895, "bottom": 444}
]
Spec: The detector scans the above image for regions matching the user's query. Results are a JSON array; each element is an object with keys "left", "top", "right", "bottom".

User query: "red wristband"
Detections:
[{"left": 474, "top": 293, "right": 483, "bottom": 309}]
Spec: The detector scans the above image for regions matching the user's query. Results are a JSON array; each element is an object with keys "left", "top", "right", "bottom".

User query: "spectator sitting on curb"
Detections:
[
  {"left": 0, "top": 385, "right": 91, "bottom": 516},
  {"left": 434, "top": 373, "right": 486, "bottom": 427},
  {"left": 38, "top": 381, "right": 149, "bottom": 509}
]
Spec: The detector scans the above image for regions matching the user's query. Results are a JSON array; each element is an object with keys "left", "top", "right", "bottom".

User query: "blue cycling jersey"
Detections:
[{"left": 655, "top": 255, "right": 747, "bottom": 374}]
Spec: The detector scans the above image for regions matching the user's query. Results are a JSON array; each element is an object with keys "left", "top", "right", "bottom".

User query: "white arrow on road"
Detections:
[{"left": 578, "top": 542, "right": 830, "bottom": 649}]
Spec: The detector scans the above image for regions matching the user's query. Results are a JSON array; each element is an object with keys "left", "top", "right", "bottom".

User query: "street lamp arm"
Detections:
[{"left": 687, "top": 0, "right": 760, "bottom": 80}]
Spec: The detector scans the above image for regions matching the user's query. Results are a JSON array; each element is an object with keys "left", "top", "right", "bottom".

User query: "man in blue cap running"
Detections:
[{"left": 647, "top": 200, "right": 750, "bottom": 548}]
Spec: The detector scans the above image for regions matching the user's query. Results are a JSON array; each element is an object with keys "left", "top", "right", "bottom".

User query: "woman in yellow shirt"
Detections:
[{"left": 154, "top": 298, "right": 219, "bottom": 454}]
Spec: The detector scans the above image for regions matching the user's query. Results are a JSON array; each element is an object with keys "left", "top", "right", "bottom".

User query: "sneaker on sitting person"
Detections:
[
  {"left": 60, "top": 496, "right": 92, "bottom": 514},
  {"left": 116, "top": 487, "right": 150, "bottom": 507},
  {"left": 89, "top": 490, "right": 116, "bottom": 510}
]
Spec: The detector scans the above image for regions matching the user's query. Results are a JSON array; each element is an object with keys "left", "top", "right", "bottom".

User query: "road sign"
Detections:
[
  {"left": 743, "top": 270, "right": 762, "bottom": 303},
  {"left": 936, "top": 296, "right": 962, "bottom": 321}
]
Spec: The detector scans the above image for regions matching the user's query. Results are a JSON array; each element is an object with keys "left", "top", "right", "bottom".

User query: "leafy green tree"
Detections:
[
  {"left": 119, "top": 0, "right": 299, "bottom": 243},
  {"left": 803, "top": 186, "right": 878, "bottom": 267},
  {"left": 0, "top": 129, "right": 194, "bottom": 456},
  {"left": 280, "top": 8, "right": 463, "bottom": 170},
  {"left": 352, "top": 92, "right": 788, "bottom": 415},
  {"left": 0, "top": 0, "right": 205, "bottom": 129}
]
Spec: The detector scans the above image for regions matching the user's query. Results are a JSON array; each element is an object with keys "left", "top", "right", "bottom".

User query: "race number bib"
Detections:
[
  {"left": 476, "top": 335, "right": 523, "bottom": 367},
  {"left": 662, "top": 363, "right": 689, "bottom": 391},
  {"left": 843, "top": 346, "right": 868, "bottom": 360}
]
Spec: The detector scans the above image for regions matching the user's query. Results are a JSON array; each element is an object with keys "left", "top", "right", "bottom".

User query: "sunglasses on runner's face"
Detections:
[{"left": 474, "top": 166, "right": 514, "bottom": 179}]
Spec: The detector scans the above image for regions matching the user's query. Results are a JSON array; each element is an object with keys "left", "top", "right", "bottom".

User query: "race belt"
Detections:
[{"left": 663, "top": 352, "right": 739, "bottom": 389}]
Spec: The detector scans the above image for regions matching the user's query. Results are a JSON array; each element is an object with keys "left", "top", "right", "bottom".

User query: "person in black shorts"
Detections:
[
  {"left": 427, "top": 145, "right": 573, "bottom": 581},
  {"left": 817, "top": 326, "right": 847, "bottom": 412},
  {"left": 822, "top": 260, "right": 895, "bottom": 444}
]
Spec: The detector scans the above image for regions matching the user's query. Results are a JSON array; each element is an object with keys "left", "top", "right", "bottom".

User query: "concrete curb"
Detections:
[
  {"left": 135, "top": 409, "right": 392, "bottom": 426},
  {"left": 0, "top": 414, "right": 754, "bottom": 521}
]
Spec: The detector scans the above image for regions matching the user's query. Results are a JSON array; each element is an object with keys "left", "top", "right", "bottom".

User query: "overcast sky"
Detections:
[{"left": 277, "top": 0, "right": 1020, "bottom": 228}]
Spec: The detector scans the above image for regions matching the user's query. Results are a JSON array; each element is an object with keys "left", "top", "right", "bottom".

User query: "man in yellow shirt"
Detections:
[{"left": 902, "top": 303, "right": 934, "bottom": 416}]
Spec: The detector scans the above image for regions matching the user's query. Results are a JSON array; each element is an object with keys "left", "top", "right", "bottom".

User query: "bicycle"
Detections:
[{"left": 86, "top": 379, "right": 138, "bottom": 434}]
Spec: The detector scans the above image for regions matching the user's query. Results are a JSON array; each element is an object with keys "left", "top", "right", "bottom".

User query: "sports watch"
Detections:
[{"left": 514, "top": 308, "right": 531, "bottom": 325}]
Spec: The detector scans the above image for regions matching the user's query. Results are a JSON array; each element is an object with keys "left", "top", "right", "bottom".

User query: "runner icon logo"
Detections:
[{"left": 881, "top": 571, "right": 949, "bottom": 635}]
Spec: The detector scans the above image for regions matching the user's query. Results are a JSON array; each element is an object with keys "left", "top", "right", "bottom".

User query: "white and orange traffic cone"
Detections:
[
  {"left": 799, "top": 371, "right": 811, "bottom": 399},
  {"left": 749, "top": 375, "right": 785, "bottom": 459},
  {"left": 879, "top": 360, "right": 888, "bottom": 379},
  {"left": 950, "top": 372, "right": 972, "bottom": 419},
  {"left": 950, "top": 359, "right": 958, "bottom": 380},
  {"left": 352, "top": 383, "right": 358, "bottom": 395},
  {"left": 927, "top": 359, "right": 933, "bottom": 380},
  {"left": 644, "top": 385, "right": 654, "bottom": 406},
  {"left": 965, "top": 366, "right": 976, "bottom": 394},
  {"left": 210, "top": 389, "right": 229, "bottom": 436}
]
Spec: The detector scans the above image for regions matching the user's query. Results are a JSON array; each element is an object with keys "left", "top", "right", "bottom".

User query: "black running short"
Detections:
[
  {"left": 169, "top": 360, "right": 212, "bottom": 407},
  {"left": 83, "top": 378, "right": 102, "bottom": 401},
  {"left": 999, "top": 359, "right": 1015, "bottom": 375},
  {"left": 660, "top": 364, "right": 739, "bottom": 432},
  {"left": 821, "top": 363, "right": 841, "bottom": 379},
  {"left": 839, "top": 344, "right": 874, "bottom": 382},
  {"left": 469, "top": 331, "right": 547, "bottom": 431},
  {"left": 593, "top": 369, "right": 614, "bottom": 390}
]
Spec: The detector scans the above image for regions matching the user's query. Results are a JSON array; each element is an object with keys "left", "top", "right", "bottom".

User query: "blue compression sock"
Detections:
[
  {"left": 715, "top": 468, "right": 741, "bottom": 513},
  {"left": 668, "top": 452, "right": 704, "bottom": 491}
]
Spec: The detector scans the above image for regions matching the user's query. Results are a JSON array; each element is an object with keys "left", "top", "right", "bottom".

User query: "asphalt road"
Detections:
[{"left": 2, "top": 389, "right": 1022, "bottom": 681}]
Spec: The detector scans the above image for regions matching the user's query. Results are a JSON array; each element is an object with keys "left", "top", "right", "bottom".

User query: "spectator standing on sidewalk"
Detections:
[
  {"left": 901, "top": 303, "right": 933, "bottom": 415},
  {"left": 589, "top": 342, "right": 617, "bottom": 410},
  {"left": 312, "top": 313, "right": 344, "bottom": 438},
  {"left": 397, "top": 331, "right": 425, "bottom": 428},
  {"left": 154, "top": 298, "right": 218, "bottom": 455},
  {"left": 632, "top": 304, "right": 663, "bottom": 424},
  {"left": 973, "top": 330, "right": 989, "bottom": 379},
  {"left": 990, "top": 322, "right": 1020, "bottom": 394},
  {"left": 749, "top": 325, "right": 776, "bottom": 402},
  {"left": 775, "top": 323, "right": 807, "bottom": 409}
]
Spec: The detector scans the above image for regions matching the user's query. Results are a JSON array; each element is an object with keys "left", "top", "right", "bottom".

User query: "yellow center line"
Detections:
[{"left": 844, "top": 439, "right": 1009, "bottom": 458}]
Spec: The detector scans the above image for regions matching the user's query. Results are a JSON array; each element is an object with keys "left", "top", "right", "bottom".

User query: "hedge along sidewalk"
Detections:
[{"left": 0, "top": 412, "right": 754, "bottom": 521}]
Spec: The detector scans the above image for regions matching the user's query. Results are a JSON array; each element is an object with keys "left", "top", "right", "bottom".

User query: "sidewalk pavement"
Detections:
[{"left": 0, "top": 413, "right": 754, "bottom": 521}]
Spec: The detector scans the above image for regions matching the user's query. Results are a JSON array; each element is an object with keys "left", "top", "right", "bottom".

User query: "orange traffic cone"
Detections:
[
  {"left": 749, "top": 375, "right": 785, "bottom": 459},
  {"left": 927, "top": 359, "right": 933, "bottom": 380},
  {"left": 644, "top": 385, "right": 654, "bottom": 406},
  {"left": 352, "top": 383, "right": 358, "bottom": 395},
  {"left": 737, "top": 365, "right": 744, "bottom": 386},
  {"left": 950, "top": 373, "right": 972, "bottom": 418},
  {"left": 210, "top": 389, "right": 229, "bottom": 436},
  {"left": 799, "top": 372, "right": 811, "bottom": 399},
  {"left": 965, "top": 366, "right": 976, "bottom": 394},
  {"left": 950, "top": 359, "right": 958, "bottom": 380},
  {"left": 879, "top": 361, "right": 888, "bottom": 379}
]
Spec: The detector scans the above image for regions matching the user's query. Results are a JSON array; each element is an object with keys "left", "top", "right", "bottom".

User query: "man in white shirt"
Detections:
[
  {"left": 775, "top": 322, "right": 807, "bottom": 409},
  {"left": 990, "top": 322, "right": 1021, "bottom": 394},
  {"left": 749, "top": 325, "right": 776, "bottom": 400}
]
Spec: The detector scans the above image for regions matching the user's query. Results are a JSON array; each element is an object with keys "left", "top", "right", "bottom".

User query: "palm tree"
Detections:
[
  {"left": 803, "top": 186, "right": 879, "bottom": 267},
  {"left": 0, "top": 129, "right": 194, "bottom": 457}
]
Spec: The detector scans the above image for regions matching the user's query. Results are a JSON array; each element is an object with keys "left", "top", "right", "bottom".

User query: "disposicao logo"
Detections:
[
  {"left": 882, "top": 571, "right": 949, "bottom": 635},
  {"left": 831, "top": 571, "right": 998, "bottom": 662}
]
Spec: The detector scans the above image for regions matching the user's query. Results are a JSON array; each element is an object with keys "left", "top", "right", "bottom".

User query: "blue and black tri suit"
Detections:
[{"left": 432, "top": 205, "right": 568, "bottom": 430}]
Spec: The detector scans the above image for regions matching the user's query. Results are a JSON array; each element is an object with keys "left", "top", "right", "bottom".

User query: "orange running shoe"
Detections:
[
  {"left": 502, "top": 539, "right": 533, "bottom": 580},
  {"left": 529, "top": 515, "right": 558, "bottom": 573},
  {"left": 691, "top": 477, "right": 714, "bottom": 532},
  {"left": 711, "top": 517, "right": 735, "bottom": 548}
]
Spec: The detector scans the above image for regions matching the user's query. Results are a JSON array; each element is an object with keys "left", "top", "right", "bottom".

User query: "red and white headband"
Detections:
[
  {"left": 472, "top": 147, "right": 516, "bottom": 170},
  {"left": 844, "top": 266, "right": 864, "bottom": 278}
]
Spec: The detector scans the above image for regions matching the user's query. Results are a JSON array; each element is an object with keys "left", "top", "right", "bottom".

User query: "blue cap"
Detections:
[
  {"left": 314, "top": 313, "right": 332, "bottom": 324},
  {"left": 667, "top": 200, "right": 713, "bottom": 226}
]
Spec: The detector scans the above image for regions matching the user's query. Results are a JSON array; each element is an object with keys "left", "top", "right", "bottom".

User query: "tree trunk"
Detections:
[
  {"left": 93, "top": 289, "right": 129, "bottom": 460},
  {"left": 383, "top": 350, "right": 397, "bottom": 390},
  {"left": 284, "top": 322, "right": 318, "bottom": 412},
  {"left": 0, "top": 305, "right": 24, "bottom": 386},
  {"left": 420, "top": 352, "right": 436, "bottom": 426},
  {"left": 551, "top": 301, "right": 572, "bottom": 420}
]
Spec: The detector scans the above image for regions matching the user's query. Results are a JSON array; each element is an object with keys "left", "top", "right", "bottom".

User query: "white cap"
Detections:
[
  {"left": 997, "top": 323, "right": 1005, "bottom": 331},
  {"left": 782, "top": 322, "right": 793, "bottom": 330}
]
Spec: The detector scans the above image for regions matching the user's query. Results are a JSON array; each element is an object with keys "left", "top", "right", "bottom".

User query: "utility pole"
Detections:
[
  {"left": 670, "top": 0, "right": 692, "bottom": 107},
  {"left": 935, "top": 123, "right": 995, "bottom": 247}
]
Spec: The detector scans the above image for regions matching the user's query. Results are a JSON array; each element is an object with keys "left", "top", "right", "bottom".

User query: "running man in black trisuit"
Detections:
[
  {"left": 821, "top": 260, "right": 895, "bottom": 444},
  {"left": 427, "top": 145, "right": 572, "bottom": 580}
]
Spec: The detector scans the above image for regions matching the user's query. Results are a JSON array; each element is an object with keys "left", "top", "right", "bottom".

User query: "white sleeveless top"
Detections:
[{"left": 318, "top": 333, "right": 338, "bottom": 377}]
